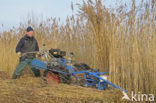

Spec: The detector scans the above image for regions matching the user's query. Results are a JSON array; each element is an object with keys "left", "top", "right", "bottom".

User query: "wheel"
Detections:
[
  {"left": 43, "top": 70, "right": 60, "bottom": 84},
  {"left": 43, "top": 66, "right": 72, "bottom": 84}
]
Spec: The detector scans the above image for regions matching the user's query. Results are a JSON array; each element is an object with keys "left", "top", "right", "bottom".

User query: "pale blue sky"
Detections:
[
  {"left": 0, "top": 0, "right": 79, "bottom": 30},
  {"left": 0, "top": 0, "right": 144, "bottom": 31}
]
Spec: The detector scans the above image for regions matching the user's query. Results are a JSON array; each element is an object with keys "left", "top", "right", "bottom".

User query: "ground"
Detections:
[{"left": 0, "top": 71, "right": 124, "bottom": 103}]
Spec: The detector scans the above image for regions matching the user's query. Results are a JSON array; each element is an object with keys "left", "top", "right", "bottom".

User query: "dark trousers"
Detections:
[{"left": 12, "top": 58, "right": 40, "bottom": 79}]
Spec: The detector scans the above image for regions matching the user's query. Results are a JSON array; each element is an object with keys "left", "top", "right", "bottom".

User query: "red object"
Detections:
[{"left": 46, "top": 72, "right": 60, "bottom": 84}]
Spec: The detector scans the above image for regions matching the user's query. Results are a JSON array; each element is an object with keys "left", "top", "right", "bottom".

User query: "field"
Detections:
[
  {"left": 0, "top": 0, "right": 155, "bottom": 103},
  {"left": 0, "top": 74, "right": 123, "bottom": 103}
]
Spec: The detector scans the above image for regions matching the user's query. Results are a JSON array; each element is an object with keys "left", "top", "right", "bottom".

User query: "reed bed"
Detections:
[{"left": 0, "top": 0, "right": 155, "bottom": 102}]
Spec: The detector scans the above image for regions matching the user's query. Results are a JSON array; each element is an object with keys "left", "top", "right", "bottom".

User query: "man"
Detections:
[{"left": 12, "top": 26, "right": 40, "bottom": 79}]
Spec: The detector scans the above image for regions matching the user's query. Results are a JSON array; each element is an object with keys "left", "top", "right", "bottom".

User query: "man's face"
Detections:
[{"left": 27, "top": 31, "right": 34, "bottom": 37}]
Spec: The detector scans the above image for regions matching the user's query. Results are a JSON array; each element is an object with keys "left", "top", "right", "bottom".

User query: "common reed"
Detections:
[{"left": 0, "top": 0, "right": 155, "bottom": 102}]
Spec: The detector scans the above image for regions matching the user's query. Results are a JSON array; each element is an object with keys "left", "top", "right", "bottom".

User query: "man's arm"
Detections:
[{"left": 16, "top": 38, "right": 24, "bottom": 53}]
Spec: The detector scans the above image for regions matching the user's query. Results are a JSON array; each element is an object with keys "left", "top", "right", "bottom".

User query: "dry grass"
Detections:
[
  {"left": 0, "top": 73, "right": 122, "bottom": 103},
  {"left": 0, "top": 0, "right": 155, "bottom": 102}
]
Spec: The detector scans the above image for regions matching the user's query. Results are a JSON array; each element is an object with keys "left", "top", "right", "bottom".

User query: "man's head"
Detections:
[{"left": 26, "top": 26, "right": 34, "bottom": 37}]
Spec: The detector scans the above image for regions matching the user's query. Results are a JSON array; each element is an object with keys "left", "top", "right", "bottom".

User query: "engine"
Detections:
[{"left": 49, "top": 49, "right": 66, "bottom": 58}]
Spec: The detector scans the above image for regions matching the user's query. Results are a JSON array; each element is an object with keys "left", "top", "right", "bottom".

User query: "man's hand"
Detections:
[
  {"left": 36, "top": 52, "right": 40, "bottom": 58},
  {"left": 17, "top": 52, "right": 22, "bottom": 57}
]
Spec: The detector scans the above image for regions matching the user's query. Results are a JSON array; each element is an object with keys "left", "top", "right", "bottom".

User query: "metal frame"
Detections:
[{"left": 32, "top": 58, "right": 128, "bottom": 92}]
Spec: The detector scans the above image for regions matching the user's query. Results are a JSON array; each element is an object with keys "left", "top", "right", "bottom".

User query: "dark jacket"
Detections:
[{"left": 16, "top": 34, "right": 39, "bottom": 59}]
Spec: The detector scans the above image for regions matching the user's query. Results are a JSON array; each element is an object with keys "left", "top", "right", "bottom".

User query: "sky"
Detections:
[
  {"left": 0, "top": 0, "right": 79, "bottom": 30},
  {"left": 0, "top": 0, "right": 143, "bottom": 31}
]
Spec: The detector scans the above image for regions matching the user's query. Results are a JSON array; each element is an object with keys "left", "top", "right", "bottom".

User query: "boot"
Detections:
[{"left": 33, "top": 69, "right": 41, "bottom": 77}]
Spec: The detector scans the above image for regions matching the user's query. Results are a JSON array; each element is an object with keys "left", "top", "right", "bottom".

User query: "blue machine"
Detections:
[{"left": 32, "top": 58, "right": 128, "bottom": 93}]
